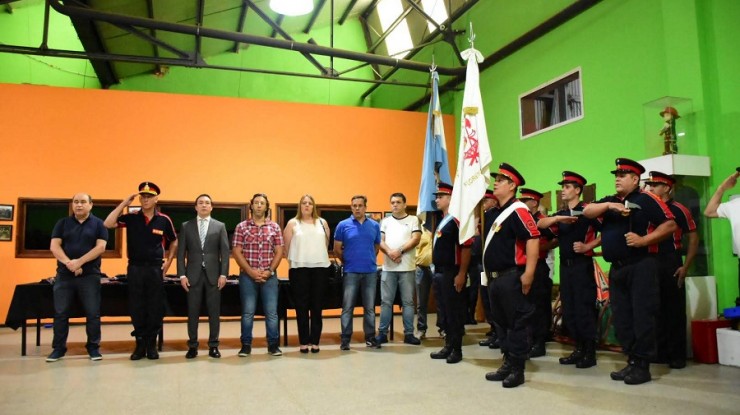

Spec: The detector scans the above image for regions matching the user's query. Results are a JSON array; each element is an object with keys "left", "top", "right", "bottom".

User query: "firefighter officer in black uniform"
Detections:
[
  {"left": 429, "top": 182, "right": 472, "bottom": 364},
  {"left": 644, "top": 171, "right": 698, "bottom": 369},
  {"left": 584, "top": 159, "right": 676, "bottom": 385},
  {"left": 482, "top": 163, "right": 540, "bottom": 388},
  {"left": 518, "top": 187, "right": 557, "bottom": 358},
  {"left": 537, "top": 171, "right": 601, "bottom": 368}
]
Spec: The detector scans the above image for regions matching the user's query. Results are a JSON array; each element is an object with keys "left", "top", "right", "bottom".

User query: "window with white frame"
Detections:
[
  {"left": 519, "top": 68, "right": 583, "bottom": 139},
  {"left": 377, "top": 0, "right": 414, "bottom": 58}
]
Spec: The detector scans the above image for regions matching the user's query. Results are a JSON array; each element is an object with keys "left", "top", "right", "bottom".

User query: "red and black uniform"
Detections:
[
  {"left": 117, "top": 210, "right": 177, "bottom": 340},
  {"left": 482, "top": 199, "right": 540, "bottom": 362},
  {"left": 552, "top": 202, "right": 600, "bottom": 344},
  {"left": 655, "top": 199, "right": 696, "bottom": 365},
  {"left": 530, "top": 210, "right": 557, "bottom": 349},
  {"left": 432, "top": 215, "right": 472, "bottom": 354},
  {"left": 595, "top": 189, "right": 674, "bottom": 362}
]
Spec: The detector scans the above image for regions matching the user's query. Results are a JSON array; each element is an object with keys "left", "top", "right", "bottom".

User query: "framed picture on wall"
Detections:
[
  {"left": 0, "top": 224, "right": 12, "bottom": 241},
  {"left": 0, "top": 204, "right": 13, "bottom": 221},
  {"left": 367, "top": 212, "right": 383, "bottom": 222},
  {"left": 128, "top": 206, "right": 141, "bottom": 214}
]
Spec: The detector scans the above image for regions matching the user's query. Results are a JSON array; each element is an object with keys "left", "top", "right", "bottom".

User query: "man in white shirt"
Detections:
[
  {"left": 704, "top": 168, "right": 740, "bottom": 306},
  {"left": 376, "top": 193, "right": 422, "bottom": 345}
]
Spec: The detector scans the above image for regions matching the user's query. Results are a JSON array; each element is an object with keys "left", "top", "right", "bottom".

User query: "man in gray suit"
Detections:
[{"left": 177, "top": 194, "right": 230, "bottom": 359}]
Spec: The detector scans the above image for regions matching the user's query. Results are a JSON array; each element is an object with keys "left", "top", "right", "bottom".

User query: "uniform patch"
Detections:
[{"left": 152, "top": 229, "right": 164, "bottom": 235}]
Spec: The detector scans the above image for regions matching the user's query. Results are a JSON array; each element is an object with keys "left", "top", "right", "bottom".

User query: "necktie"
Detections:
[{"left": 198, "top": 218, "right": 207, "bottom": 248}]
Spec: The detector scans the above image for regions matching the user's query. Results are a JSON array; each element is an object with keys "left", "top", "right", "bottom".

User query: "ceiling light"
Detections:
[{"left": 269, "top": 0, "right": 314, "bottom": 16}]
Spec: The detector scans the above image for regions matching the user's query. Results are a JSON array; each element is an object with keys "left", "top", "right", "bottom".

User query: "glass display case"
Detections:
[{"left": 643, "top": 96, "right": 696, "bottom": 157}]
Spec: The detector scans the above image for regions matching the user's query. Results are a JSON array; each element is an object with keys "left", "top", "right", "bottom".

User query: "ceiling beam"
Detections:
[
  {"left": 270, "top": 14, "right": 285, "bottom": 38},
  {"left": 338, "top": 0, "right": 359, "bottom": 25},
  {"left": 195, "top": 0, "right": 205, "bottom": 63},
  {"left": 360, "top": 0, "right": 380, "bottom": 19},
  {"left": 232, "top": 0, "right": 248, "bottom": 52},
  {"left": 303, "top": 0, "right": 326, "bottom": 33}
]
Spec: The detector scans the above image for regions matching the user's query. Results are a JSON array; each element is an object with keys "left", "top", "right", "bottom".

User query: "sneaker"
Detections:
[
  {"left": 365, "top": 337, "right": 381, "bottom": 349},
  {"left": 88, "top": 349, "right": 103, "bottom": 361},
  {"left": 403, "top": 334, "right": 421, "bottom": 345},
  {"left": 238, "top": 345, "right": 252, "bottom": 357},
  {"left": 46, "top": 349, "right": 65, "bottom": 362},
  {"left": 340, "top": 341, "right": 350, "bottom": 351},
  {"left": 268, "top": 345, "right": 283, "bottom": 356},
  {"left": 375, "top": 334, "right": 388, "bottom": 344}
]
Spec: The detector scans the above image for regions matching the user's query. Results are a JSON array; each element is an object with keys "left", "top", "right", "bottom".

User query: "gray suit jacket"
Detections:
[{"left": 177, "top": 217, "right": 230, "bottom": 285}]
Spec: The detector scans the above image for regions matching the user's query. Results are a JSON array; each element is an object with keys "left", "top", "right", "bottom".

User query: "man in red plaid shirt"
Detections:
[{"left": 232, "top": 193, "right": 284, "bottom": 357}]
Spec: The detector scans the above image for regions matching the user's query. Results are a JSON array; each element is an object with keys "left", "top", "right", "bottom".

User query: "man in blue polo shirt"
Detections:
[
  {"left": 105, "top": 182, "right": 178, "bottom": 361},
  {"left": 334, "top": 195, "right": 382, "bottom": 350},
  {"left": 46, "top": 193, "right": 108, "bottom": 362}
]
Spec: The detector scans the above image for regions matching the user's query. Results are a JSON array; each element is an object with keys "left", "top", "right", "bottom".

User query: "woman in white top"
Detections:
[{"left": 283, "top": 195, "right": 331, "bottom": 353}]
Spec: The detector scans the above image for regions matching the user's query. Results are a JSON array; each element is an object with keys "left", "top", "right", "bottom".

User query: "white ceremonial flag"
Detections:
[{"left": 449, "top": 48, "right": 492, "bottom": 243}]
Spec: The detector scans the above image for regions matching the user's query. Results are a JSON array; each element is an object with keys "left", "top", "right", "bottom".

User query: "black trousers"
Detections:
[
  {"left": 187, "top": 269, "right": 222, "bottom": 348},
  {"left": 529, "top": 260, "right": 553, "bottom": 345},
  {"left": 609, "top": 256, "right": 659, "bottom": 360},
  {"left": 290, "top": 267, "right": 330, "bottom": 346},
  {"left": 656, "top": 252, "right": 686, "bottom": 362},
  {"left": 466, "top": 259, "right": 481, "bottom": 319},
  {"left": 559, "top": 257, "right": 597, "bottom": 342},
  {"left": 127, "top": 264, "right": 165, "bottom": 339},
  {"left": 488, "top": 268, "right": 535, "bottom": 360},
  {"left": 438, "top": 267, "right": 466, "bottom": 351}
]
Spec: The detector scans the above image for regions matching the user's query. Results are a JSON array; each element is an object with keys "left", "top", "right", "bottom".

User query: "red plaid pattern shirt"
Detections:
[{"left": 232, "top": 219, "right": 284, "bottom": 271}]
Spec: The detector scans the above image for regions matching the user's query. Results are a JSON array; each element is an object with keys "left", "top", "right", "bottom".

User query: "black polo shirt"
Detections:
[
  {"left": 51, "top": 214, "right": 108, "bottom": 277},
  {"left": 432, "top": 215, "right": 472, "bottom": 269},
  {"left": 482, "top": 198, "right": 540, "bottom": 272},
  {"left": 118, "top": 210, "right": 177, "bottom": 264},
  {"left": 656, "top": 199, "right": 697, "bottom": 254},
  {"left": 552, "top": 201, "right": 600, "bottom": 260},
  {"left": 595, "top": 189, "right": 674, "bottom": 263}
]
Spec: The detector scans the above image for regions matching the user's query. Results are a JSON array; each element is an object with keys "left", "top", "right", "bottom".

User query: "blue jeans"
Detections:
[
  {"left": 239, "top": 273, "right": 279, "bottom": 346},
  {"left": 379, "top": 271, "right": 415, "bottom": 336},
  {"left": 415, "top": 266, "right": 432, "bottom": 331},
  {"left": 340, "top": 272, "right": 377, "bottom": 341},
  {"left": 52, "top": 273, "right": 101, "bottom": 352}
]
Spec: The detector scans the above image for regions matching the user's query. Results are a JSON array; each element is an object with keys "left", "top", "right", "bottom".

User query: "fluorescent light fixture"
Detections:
[{"left": 269, "top": 0, "right": 314, "bottom": 16}]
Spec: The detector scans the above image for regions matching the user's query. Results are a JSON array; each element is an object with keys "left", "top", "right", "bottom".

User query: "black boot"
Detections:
[
  {"left": 446, "top": 336, "right": 463, "bottom": 363},
  {"left": 486, "top": 355, "right": 512, "bottom": 381},
  {"left": 130, "top": 337, "right": 146, "bottom": 361},
  {"left": 624, "top": 358, "right": 652, "bottom": 385},
  {"left": 576, "top": 341, "right": 597, "bottom": 369},
  {"left": 529, "top": 342, "right": 546, "bottom": 358},
  {"left": 610, "top": 357, "right": 636, "bottom": 381},
  {"left": 430, "top": 338, "right": 451, "bottom": 359},
  {"left": 502, "top": 358, "right": 525, "bottom": 388},
  {"left": 145, "top": 336, "right": 159, "bottom": 360},
  {"left": 559, "top": 341, "right": 584, "bottom": 365}
]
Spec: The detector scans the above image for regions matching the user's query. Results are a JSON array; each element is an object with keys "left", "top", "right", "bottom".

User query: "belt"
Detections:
[
  {"left": 611, "top": 255, "right": 649, "bottom": 268},
  {"left": 561, "top": 256, "right": 592, "bottom": 267},
  {"left": 485, "top": 266, "right": 523, "bottom": 280}
]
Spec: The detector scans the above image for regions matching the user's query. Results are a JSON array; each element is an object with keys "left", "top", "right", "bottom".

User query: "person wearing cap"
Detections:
[
  {"left": 704, "top": 168, "right": 740, "bottom": 307},
  {"left": 376, "top": 192, "right": 422, "bottom": 346},
  {"left": 232, "top": 193, "right": 284, "bottom": 357},
  {"left": 177, "top": 194, "right": 230, "bottom": 359},
  {"left": 583, "top": 158, "right": 676, "bottom": 385},
  {"left": 478, "top": 189, "right": 501, "bottom": 348},
  {"left": 105, "top": 182, "right": 178, "bottom": 360},
  {"left": 334, "top": 195, "right": 382, "bottom": 351},
  {"left": 645, "top": 171, "right": 698, "bottom": 369},
  {"left": 482, "top": 163, "right": 540, "bottom": 388},
  {"left": 537, "top": 171, "right": 601, "bottom": 369},
  {"left": 518, "top": 187, "right": 557, "bottom": 359},
  {"left": 46, "top": 193, "right": 108, "bottom": 363},
  {"left": 429, "top": 182, "right": 473, "bottom": 364}
]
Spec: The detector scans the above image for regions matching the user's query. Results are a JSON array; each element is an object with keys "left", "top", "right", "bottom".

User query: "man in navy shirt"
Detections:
[
  {"left": 334, "top": 195, "right": 382, "bottom": 350},
  {"left": 47, "top": 193, "right": 108, "bottom": 362},
  {"left": 645, "top": 171, "right": 698, "bottom": 369},
  {"left": 537, "top": 171, "right": 601, "bottom": 369},
  {"left": 105, "top": 182, "right": 178, "bottom": 360},
  {"left": 584, "top": 159, "right": 676, "bottom": 385}
]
